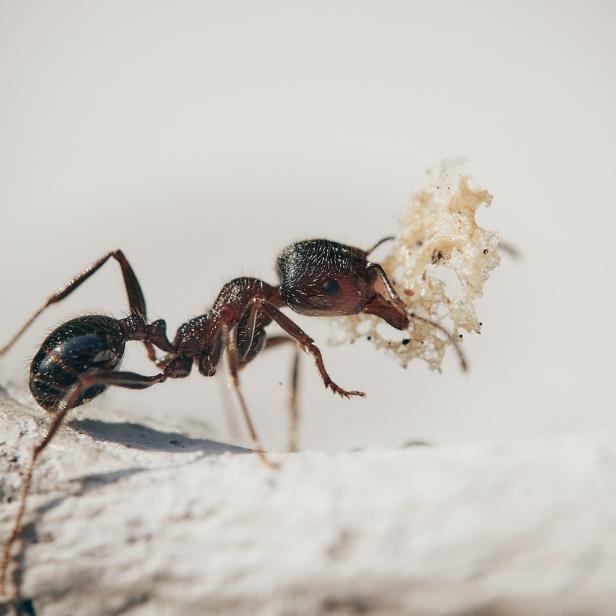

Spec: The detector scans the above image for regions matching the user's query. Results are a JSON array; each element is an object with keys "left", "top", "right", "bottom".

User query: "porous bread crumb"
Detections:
[{"left": 330, "top": 159, "right": 499, "bottom": 370}]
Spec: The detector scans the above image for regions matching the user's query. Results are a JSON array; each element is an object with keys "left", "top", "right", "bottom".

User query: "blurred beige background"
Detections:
[{"left": 1, "top": 1, "right": 614, "bottom": 451}]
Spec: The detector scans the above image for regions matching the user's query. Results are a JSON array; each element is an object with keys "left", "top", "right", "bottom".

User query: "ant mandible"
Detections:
[{"left": 0, "top": 236, "right": 465, "bottom": 595}]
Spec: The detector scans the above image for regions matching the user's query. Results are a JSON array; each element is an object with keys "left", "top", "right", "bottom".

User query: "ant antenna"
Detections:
[
  {"left": 408, "top": 312, "right": 468, "bottom": 372},
  {"left": 365, "top": 235, "right": 395, "bottom": 257}
]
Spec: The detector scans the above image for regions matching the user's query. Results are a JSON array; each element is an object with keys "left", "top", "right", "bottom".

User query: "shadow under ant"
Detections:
[{"left": 68, "top": 418, "right": 251, "bottom": 456}]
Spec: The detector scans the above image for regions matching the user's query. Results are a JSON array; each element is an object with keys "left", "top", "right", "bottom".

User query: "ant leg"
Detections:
[
  {"left": 0, "top": 368, "right": 166, "bottom": 598},
  {"left": 261, "top": 336, "right": 301, "bottom": 452},
  {"left": 256, "top": 301, "right": 365, "bottom": 399},
  {"left": 215, "top": 370, "right": 242, "bottom": 442},
  {"left": 221, "top": 325, "right": 278, "bottom": 469},
  {"left": 0, "top": 250, "right": 156, "bottom": 361},
  {"left": 407, "top": 312, "right": 468, "bottom": 372},
  {"left": 288, "top": 349, "right": 300, "bottom": 451}
]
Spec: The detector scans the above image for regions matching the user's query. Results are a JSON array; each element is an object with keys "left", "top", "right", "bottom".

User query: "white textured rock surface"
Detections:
[{"left": 1, "top": 388, "right": 616, "bottom": 616}]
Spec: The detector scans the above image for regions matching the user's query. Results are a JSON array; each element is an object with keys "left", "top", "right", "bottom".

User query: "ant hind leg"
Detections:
[
  {"left": 222, "top": 325, "right": 278, "bottom": 469},
  {"left": 0, "top": 368, "right": 166, "bottom": 599},
  {"left": 0, "top": 250, "right": 156, "bottom": 361}
]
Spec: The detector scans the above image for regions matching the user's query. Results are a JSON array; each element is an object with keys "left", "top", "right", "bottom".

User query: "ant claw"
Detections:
[
  {"left": 328, "top": 383, "right": 366, "bottom": 398},
  {"left": 346, "top": 390, "right": 367, "bottom": 398}
]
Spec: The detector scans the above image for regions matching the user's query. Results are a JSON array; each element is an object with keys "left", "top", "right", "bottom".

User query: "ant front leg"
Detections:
[
  {"left": 0, "top": 250, "right": 158, "bottom": 362},
  {"left": 0, "top": 368, "right": 166, "bottom": 599},
  {"left": 253, "top": 299, "right": 366, "bottom": 399}
]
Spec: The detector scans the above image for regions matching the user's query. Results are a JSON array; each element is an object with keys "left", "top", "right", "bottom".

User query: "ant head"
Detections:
[
  {"left": 277, "top": 239, "right": 410, "bottom": 330},
  {"left": 277, "top": 238, "right": 390, "bottom": 318},
  {"left": 277, "top": 240, "right": 373, "bottom": 316}
]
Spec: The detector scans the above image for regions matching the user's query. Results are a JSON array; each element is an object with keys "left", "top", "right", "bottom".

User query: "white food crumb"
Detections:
[{"left": 330, "top": 159, "right": 499, "bottom": 370}]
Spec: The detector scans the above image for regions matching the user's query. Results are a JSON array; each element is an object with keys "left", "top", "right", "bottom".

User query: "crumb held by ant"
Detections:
[{"left": 330, "top": 159, "right": 499, "bottom": 371}]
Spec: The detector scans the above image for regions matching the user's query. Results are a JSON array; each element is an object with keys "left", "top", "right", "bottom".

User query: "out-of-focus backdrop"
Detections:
[{"left": 1, "top": 1, "right": 614, "bottom": 450}]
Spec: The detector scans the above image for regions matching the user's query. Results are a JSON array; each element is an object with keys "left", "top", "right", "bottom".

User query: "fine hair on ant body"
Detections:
[{"left": 0, "top": 236, "right": 466, "bottom": 597}]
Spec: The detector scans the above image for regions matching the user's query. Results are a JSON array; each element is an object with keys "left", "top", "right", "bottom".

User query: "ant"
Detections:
[{"left": 0, "top": 236, "right": 466, "bottom": 597}]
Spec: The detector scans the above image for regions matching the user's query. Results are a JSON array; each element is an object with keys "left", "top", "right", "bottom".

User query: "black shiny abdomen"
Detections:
[{"left": 30, "top": 315, "right": 125, "bottom": 411}]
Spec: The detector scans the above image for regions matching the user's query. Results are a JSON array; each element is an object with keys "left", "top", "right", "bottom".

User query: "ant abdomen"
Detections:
[{"left": 29, "top": 315, "right": 126, "bottom": 412}]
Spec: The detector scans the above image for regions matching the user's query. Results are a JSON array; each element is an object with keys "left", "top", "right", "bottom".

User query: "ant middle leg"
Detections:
[
  {"left": 0, "top": 250, "right": 157, "bottom": 361},
  {"left": 222, "top": 325, "right": 278, "bottom": 469},
  {"left": 0, "top": 368, "right": 166, "bottom": 598}
]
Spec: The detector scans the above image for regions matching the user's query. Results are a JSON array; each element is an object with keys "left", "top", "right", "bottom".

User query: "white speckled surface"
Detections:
[{"left": 1, "top": 388, "right": 615, "bottom": 615}]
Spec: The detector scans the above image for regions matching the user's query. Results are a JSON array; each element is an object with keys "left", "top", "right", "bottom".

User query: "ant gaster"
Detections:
[{"left": 0, "top": 236, "right": 465, "bottom": 596}]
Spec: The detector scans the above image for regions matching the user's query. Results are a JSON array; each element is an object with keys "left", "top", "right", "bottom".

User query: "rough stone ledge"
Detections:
[{"left": 1, "top": 389, "right": 615, "bottom": 616}]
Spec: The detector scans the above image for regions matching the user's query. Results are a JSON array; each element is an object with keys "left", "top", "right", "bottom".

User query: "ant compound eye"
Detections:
[{"left": 322, "top": 279, "right": 340, "bottom": 297}]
